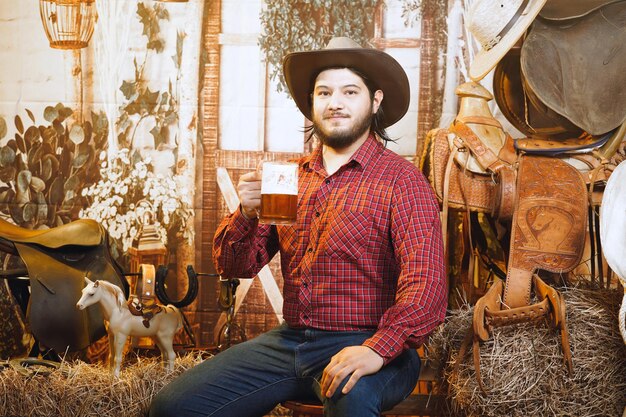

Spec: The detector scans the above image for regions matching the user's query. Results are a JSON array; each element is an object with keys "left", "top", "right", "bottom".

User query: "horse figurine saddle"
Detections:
[{"left": 0, "top": 218, "right": 128, "bottom": 353}]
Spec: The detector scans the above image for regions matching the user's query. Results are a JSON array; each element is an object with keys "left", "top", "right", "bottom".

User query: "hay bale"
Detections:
[
  {"left": 427, "top": 287, "right": 626, "bottom": 417},
  {"left": 0, "top": 352, "right": 206, "bottom": 417}
]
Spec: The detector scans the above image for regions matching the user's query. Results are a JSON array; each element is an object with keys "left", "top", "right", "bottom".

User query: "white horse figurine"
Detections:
[{"left": 76, "top": 277, "right": 183, "bottom": 376}]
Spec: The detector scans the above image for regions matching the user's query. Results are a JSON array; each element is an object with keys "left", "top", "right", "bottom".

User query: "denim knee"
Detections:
[
  {"left": 323, "top": 379, "right": 381, "bottom": 417},
  {"left": 321, "top": 350, "right": 420, "bottom": 417},
  {"left": 149, "top": 386, "right": 181, "bottom": 417}
]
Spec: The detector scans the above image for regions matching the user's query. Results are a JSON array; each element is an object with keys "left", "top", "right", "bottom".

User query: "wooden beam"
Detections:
[{"left": 370, "top": 38, "right": 422, "bottom": 49}]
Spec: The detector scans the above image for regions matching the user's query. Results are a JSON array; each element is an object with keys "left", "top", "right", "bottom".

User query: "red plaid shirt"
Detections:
[{"left": 214, "top": 135, "right": 447, "bottom": 363}]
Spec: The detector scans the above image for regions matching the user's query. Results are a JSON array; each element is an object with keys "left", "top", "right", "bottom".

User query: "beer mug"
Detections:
[{"left": 259, "top": 161, "right": 298, "bottom": 225}]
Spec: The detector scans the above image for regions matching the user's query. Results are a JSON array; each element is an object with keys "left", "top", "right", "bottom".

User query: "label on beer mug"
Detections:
[{"left": 261, "top": 162, "right": 298, "bottom": 195}]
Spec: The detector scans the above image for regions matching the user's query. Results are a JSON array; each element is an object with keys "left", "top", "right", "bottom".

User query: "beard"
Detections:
[{"left": 312, "top": 108, "right": 374, "bottom": 150}]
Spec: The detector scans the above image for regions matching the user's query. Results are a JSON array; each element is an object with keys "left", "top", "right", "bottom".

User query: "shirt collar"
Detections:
[
  {"left": 349, "top": 133, "right": 384, "bottom": 169},
  {"left": 301, "top": 134, "right": 384, "bottom": 173}
]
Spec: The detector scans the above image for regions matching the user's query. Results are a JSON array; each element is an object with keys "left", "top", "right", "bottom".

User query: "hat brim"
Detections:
[
  {"left": 283, "top": 48, "right": 410, "bottom": 128},
  {"left": 469, "top": 0, "right": 547, "bottom": 82}
]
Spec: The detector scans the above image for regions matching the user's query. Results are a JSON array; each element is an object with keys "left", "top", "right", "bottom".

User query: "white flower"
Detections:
[{"left": 79, "top": 147, "right": 194, "bottom": 256}]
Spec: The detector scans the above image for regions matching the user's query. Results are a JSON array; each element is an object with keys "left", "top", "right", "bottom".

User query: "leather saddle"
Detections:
[
  {"left": 449, "top": 132, "right": 587, "bottom": 391},
  {"left": 0, "top": 218, "right": 128, "bottom": 353},
  {"left": 424, "top": 112, "right": 587, "bottom": 388},
  {"left": 539, "top": 0, "right": 624, "bottom": 21},
  {"left": 493, "top": 46, "right": 626, "bottom": 161},
  {"left": 521, "top": 1, "right": 626, "bottom": 136}
]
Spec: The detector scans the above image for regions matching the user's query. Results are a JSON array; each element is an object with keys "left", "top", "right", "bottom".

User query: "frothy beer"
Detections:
[{"left": 259, "top": 162, "right": 298, "bottom": 225}]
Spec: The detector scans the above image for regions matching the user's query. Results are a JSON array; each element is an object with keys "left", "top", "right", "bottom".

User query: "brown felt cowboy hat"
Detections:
[
  {"left": 282, "top": 37, "right": 410, "bottom": 128},
  {"left": 468, "top": 0, "right": 547, "bottom": 82}
]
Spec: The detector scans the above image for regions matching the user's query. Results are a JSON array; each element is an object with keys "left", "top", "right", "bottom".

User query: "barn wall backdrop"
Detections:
[{"left": 0, "top": 0, "right": 523, "bottom": 350}]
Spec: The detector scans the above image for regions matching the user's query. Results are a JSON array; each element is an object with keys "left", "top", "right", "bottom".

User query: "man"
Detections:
[{"left": 150, "top": 37, "right": 447, "bottom": 417}]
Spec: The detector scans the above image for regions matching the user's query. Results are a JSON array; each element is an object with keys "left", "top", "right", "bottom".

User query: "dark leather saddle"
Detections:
[
  {"left": 0, "top": 218, "right": 128, "bottom": 353},
  {"left": 522, "top": 1, "right": 626, "bottom": 136},
  {"left": 493, "top": 1, "right": 626, "bottom": 156}
]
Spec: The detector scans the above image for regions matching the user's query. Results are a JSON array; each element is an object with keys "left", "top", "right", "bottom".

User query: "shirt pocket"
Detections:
[{"left": 323, "top": 209, "right": 373, "bottom": 261}]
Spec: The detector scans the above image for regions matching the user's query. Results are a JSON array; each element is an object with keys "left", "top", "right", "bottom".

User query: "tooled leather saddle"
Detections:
[{"left": 442, "top": 121, "right": 587, "bottom": 390}]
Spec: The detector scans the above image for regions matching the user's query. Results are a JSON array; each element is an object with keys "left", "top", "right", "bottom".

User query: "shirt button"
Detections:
[
  {"left": 302, "top": 282, "right": 308, "bottom": 288},
  {"left": 325, "top": 179, "right": 331, "bottom": 185},
  {"left": 315, "top": 211, "right": 320, "bottom": 217},
  {"left": 307, "top": 247, "right": 313, "bottom": 253}
]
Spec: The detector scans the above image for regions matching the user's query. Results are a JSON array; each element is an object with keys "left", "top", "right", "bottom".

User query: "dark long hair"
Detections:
[{"left": 303, "top": 67, "right": 396, "bottom": 145}]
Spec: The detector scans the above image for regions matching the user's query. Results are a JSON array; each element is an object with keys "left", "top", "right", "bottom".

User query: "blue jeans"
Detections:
[{"left": 149, "top": 324, "right": 420, "bottom": 417}]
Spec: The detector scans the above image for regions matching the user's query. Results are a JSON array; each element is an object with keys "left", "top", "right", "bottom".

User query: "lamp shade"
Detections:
[{"left": 39, "top": 0, "right": 96, "bottom": 50}]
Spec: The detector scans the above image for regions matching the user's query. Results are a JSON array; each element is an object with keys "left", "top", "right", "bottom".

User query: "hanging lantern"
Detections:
[{"left": 39, "top": 0, "right": 97, "bottom": 50}]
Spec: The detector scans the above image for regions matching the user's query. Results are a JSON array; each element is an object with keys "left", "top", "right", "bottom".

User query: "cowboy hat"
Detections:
[
  {"left": 539, "top": 0, "right": 624, "bottom": 20},
  {"left": 468, "top": 0, "right": 547, "bottom": 82},
  {"left": 282, "top": 37, "right": 410, "bottom": 128}
]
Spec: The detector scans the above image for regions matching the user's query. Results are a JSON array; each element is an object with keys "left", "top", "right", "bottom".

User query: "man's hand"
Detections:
[
  {"left": 237, "top": 170, "right": 262, "bottom": 219},
  {"left": 320, "top": 346, "right": 384, "bottom": 398}
]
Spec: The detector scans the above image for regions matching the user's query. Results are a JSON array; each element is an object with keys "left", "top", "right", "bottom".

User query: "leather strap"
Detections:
[
  {"left": 452, "top": 121, "right": 507, "bottom": 173},
  {"left": 534, "top": 274, "right": 562, "bottom": 326},
  {"left": 490, "top": 135, "right": 517, "bottom": 223},
  {"left": 473, "top": 277, "right": 503, "bottom": 341},
  {"left": 498, "top": 134, "right": 518, "bottom": 166},
  {"left": 441, "top": 145, "right": 459, "bottom": 257},
  {"left": 535, "top": 275, "right": 573, "bottom": 373},
  {"left": 472, "top": 334, "right": 486, "bottom": 393},
  {"left": 557, "top": 292, "right": 574, "bottom": 374},
  {"left": 137, "top": 264, "right": 157, "bottom": 301},
  {"left": 503, "top": 267, "right": 533, "bottom": 309},
  {"left": 485, "top": 297, "right": 549, "bottom": 326},
  {"left": 587, "top": 156, "right": 610, "bottom": 285},
  {"left": 493, "top": 166, "right": 516, "bottom": 223}
]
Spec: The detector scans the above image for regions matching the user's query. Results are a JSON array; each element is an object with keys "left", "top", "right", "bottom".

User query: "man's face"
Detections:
[{"left": 311, "top": 68, "right": 383, "bottom": 150}]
